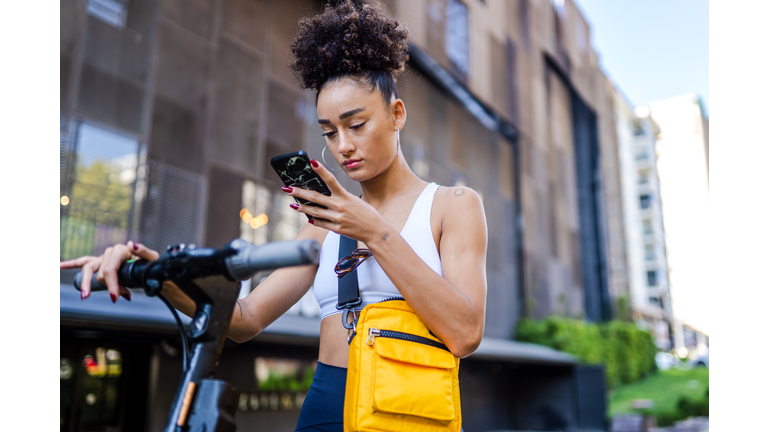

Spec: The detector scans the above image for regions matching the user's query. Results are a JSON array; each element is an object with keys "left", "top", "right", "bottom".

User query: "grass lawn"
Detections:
[{"left": 609, "top": 367, "right": 709, "bottom": 417}]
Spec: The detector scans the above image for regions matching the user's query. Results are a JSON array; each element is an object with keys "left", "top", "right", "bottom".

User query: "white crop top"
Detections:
[{"left": 313, "top": 182, "right": 443, "bottom": 319}]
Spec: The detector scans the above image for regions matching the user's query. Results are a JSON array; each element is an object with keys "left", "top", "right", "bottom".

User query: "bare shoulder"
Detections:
[{"left": 433, "top": 186, "right": 487, "bottom": 228}]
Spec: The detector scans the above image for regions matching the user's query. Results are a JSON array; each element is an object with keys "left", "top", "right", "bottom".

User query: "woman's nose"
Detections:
[{"left": 337, "top": 131, "right": 355, "bottom": 155}]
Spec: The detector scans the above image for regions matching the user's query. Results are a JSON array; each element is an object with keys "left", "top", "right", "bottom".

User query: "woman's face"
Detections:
[{"left": 316, "top": 78, "right": 404, "bottom": 182}]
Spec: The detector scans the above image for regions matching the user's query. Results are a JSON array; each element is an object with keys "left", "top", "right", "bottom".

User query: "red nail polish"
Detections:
[
  {"left": 282, "top": 186, "right": 293, "bottom": 193},
  {"left": 122, "top": 292, "right": 131, "bottom": 301},
  {"left": 111, "top": 293, "right": 117, "bottom": 303},
  {"left": 308, "top": 219, "right": 315, "bottom": 225},
  {"left": 133, "top": 242, "right": 139, "bottom": 251},
  {"left": 310, "top": 159, "right": 319, "bottom": 168},
  {"left": 290, "top": 203, "right": 299, "bottom": 210},
  {"left": 81, "top": 292, "right": 84, "bottom": 301}
]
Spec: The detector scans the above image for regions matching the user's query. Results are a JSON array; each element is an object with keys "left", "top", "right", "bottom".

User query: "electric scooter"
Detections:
[{"left": 73, "top": 238, "right": 320, "bottom": 432}]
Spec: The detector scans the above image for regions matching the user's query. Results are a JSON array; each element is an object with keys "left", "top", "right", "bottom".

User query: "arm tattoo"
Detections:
[
  {"left": 382, "top": 233, "right": 390, "bottom": 241},
  {"left": 453, "top": 187, "right": 466, "bottom": 198},
  {"left": 236, "top": 300, "right": 243, "bottom": 318}
]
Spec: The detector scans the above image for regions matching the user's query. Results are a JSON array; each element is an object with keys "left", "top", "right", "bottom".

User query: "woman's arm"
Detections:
[
  {"left": 154, "top": 222, "right": 328, "bottom": 343},
  {"left": 224, "top": 226, "right": 323, "bottom": 342},
  {"left": 361, "top": 187, "right": 487, "bottom": 358},
  {"left": 285, "top": 162, "right": 488, "bottom": 358},
  {"left": 62, "top": 223, "right": 328, "bottom": 344}
]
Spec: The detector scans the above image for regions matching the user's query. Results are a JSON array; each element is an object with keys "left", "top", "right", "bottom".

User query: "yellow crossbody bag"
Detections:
[{"left": 336, "top": 236, "right": 461, "bottom": 432}]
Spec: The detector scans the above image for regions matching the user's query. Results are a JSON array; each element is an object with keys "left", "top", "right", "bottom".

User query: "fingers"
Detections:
[
  {"left": 307, "top": 215, "right": 335, "bottom": 232},
  {"left": 119, "top": 285, "right": 132, "bottom": 302},
  {"left": 60, "top": 256, "right": 97, "bottom": 269},
  {"left": 128, "top": 240, "right": 160, "bottom": 261},
  {"left": 288, "top": 187, "right": 333, "bottom": 208},
  {"left": 291, "top": 202, "right": 334, "bottom": 222},
  {"left": 309, "top": 158, "right": 347, "bottom": 196},
  {"left": 98, "top": 245, "right": 133, "bottom": 303},
  {"left": 72, "top": 241, "right": 159, "bottom": 303},
  {"left": 80, "top": 258, "right": 100, "bottom": 300}
]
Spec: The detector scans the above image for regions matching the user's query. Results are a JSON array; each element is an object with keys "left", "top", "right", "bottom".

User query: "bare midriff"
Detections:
[{"left": 317, "top": 314, "right": 355, "bottom": 368}]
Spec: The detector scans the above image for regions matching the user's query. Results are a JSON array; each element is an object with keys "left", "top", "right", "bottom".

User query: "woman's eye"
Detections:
[
  {"left": 350, "top": 122, "right": 366, "bottom": 130},
  {"left": 322, "top": 131, "right": 337, "bottom": 138}
]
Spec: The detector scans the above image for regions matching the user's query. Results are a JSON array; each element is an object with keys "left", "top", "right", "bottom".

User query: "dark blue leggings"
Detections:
[{"left": 295, "top": 362, "right": 347, "bottom": 432}]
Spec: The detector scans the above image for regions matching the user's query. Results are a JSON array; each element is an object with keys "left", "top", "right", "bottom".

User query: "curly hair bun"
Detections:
[{"left": 290, "top": 0, "right": 410, "bottom": 91}]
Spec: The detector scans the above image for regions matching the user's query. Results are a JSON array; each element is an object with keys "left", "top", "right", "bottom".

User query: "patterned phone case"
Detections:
[{"left": 270, "top": 151, "right": 332, "bottom": 220}]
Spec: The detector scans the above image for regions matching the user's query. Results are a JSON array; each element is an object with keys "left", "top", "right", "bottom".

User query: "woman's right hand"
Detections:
[{"left": 60, "top": 240, "right": 160, "bottom": 303}]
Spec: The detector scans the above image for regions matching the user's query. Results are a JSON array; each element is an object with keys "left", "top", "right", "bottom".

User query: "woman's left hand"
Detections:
[{"left": 283, "top": 159, "right": 387, "bottom": 243}]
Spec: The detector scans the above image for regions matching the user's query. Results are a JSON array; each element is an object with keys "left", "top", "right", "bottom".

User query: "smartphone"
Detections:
[{"left": 270, "top": 151, "right": 332, "bottom": 221}]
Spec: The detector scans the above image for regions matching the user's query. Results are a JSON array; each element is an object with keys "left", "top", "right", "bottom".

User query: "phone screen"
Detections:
[{"left": 270, "top": 151, "right": 331, "bottom": 220}]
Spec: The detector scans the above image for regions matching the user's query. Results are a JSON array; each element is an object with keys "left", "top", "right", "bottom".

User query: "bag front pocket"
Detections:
[{"left": 369, "top": 331, "right": 456, "bottom": 423}]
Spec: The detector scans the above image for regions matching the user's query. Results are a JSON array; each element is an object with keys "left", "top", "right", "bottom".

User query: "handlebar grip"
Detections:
[
  {"left": 226, "top": 239, "right": 320, "bottom": 280},
  {"left": 73, "top": 272, "right": 108, "bottom": 292},
  {"left": 73, "top": 260, "right": 148, "bottom": 292}
]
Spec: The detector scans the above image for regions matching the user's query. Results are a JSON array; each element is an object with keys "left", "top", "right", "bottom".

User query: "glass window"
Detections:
[
  {"left": 240, "top": 180, "right": 271, "bottom": 247},
  {"left": 61, "top": 0, "right": 82, "bottom": 126},
  {"left": 647, "top": 270, "right": 657, "bottom": 287},
  {"left": 273, "top": 193, "right": 304, "bottom": 242},
  {"left": 79, "top": 347, "right": 124, "bottom": 429},
  {"left": 77, "top": 0, "right": 156, "bottom": 133},
  {"left": 638, "top": 172, "right": 648, "bottom": 185},
  {"left": 643, "top": 220, "right": 653, "bottom": 235},
  {"left": 246, "top": 357, "right": 317, "bottom": 411},
  {"left": 639, "top": 194, "right": 652, "bottom": 209},
  {"left": 445, "top": 0, "right": 469, "bottom": 77},
  {"left": 61, "top": 121, "right": 139, "bottom": 260},
  {"left": 634, "top": 147, "right": 648, "bottom": 160},
  {"left": 87, "top": 0, "right": 129, "bottom": 28},
  {"left": 645, "top": 245, "right": 655, "bottom": 261}
]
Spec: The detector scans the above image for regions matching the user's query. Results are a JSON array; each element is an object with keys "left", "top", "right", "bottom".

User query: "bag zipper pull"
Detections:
[{"left": 367, "top": 328, "right": 381, "bottom": 346}]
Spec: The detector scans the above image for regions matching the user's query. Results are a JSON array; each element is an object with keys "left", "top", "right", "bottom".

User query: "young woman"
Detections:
[{"left": 61, "top": 1, "right": 488, "bottom": 430}]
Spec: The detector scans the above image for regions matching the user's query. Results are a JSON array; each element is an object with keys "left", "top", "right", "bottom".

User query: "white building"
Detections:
[
  {"left": 614, "top": 90, "right": 674, "bottom": 351},
  {"left": 644, "top": 94, "right": 710, "bottom": 350}
]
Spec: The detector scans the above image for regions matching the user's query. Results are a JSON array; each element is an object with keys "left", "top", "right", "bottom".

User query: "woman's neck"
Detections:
[{"left": 359, "top": 149, "right": 426, "bottom": 207}]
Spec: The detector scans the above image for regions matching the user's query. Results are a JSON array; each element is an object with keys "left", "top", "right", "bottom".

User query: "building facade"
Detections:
[
  {"left": 645, "top": 94, "right": 710, "bottom": 350},
  {"left": 60, "top": 0, "right": 621, "bottom": 430},
  {"left": 612, "top": 90, "right": 674, "bottom": 351}
]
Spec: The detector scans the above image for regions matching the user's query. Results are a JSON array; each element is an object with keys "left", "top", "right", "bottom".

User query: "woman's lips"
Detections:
[{"left": 343, "top": 159, "right": 362, "bottom": 168}]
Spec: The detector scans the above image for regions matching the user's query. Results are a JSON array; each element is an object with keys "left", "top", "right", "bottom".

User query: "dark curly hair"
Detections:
[{"left": 289, "top": 0, "right": 409, "bottom": 106}]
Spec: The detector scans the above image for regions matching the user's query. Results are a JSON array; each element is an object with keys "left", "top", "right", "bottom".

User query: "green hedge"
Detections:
[
  {"left": 656, "top": 388, "right": 709, "bottom": 426},
  {"left": 516, "top": 317, "right": 657, "bottom": 388}
]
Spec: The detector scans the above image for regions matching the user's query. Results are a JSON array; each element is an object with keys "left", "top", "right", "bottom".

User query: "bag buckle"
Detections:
[
  {"left": 337, "top": 297, "right": 362, "bottom": 330},
  {"left": 341, "top": 307, "right": 358, "bottom": 330}
]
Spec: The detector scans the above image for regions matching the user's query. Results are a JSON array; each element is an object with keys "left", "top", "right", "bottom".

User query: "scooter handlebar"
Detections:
[
  {"left": 225, "top": 238, "right": 320, "bottom": 281},
  {"left": 73, "top": 239, "right": 320, "bottom": 292}
]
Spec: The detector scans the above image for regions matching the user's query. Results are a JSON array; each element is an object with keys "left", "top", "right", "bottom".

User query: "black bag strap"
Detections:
[{"left": 336, "top": 235, "right": 362, "bottom": 330}]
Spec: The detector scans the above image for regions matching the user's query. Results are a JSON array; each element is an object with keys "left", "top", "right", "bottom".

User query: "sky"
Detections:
[{"left": 573, "top": 0, "right": 709, "bottom": 115}]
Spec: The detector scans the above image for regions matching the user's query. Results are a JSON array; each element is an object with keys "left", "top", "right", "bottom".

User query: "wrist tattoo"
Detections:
[
  {"left": 453, "top": 187, "right": 466, "bottom": 198},
  {"left": 236, "top": 300, "right": 243, "bottom": 317},
  {"left": 382, "top": 233, "right": 390, "bottom": 241}
]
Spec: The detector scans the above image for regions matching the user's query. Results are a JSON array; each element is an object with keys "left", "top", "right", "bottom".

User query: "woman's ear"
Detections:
[{"left": 392, "top": 98, "right": 406, "bottom": 131}]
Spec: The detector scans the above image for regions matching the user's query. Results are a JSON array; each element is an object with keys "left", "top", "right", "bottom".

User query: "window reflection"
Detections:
[
  {"left": 87, "top": 0, "right": 129, "bottom": 28},
  {"left": 240, "top": 180, "right": 271, "bottom": 246},
  {"left": 244, "top": 357, "right": 316, "bottom": 411},
  {"left": 446, "top": 0, "right": 469, "bottom": 76},
  {"left": 61, "top": 122, "right": 139, "bottom": 260},
  {"left": 78, "top": 347, "right": 123, "bottom": 428}
]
